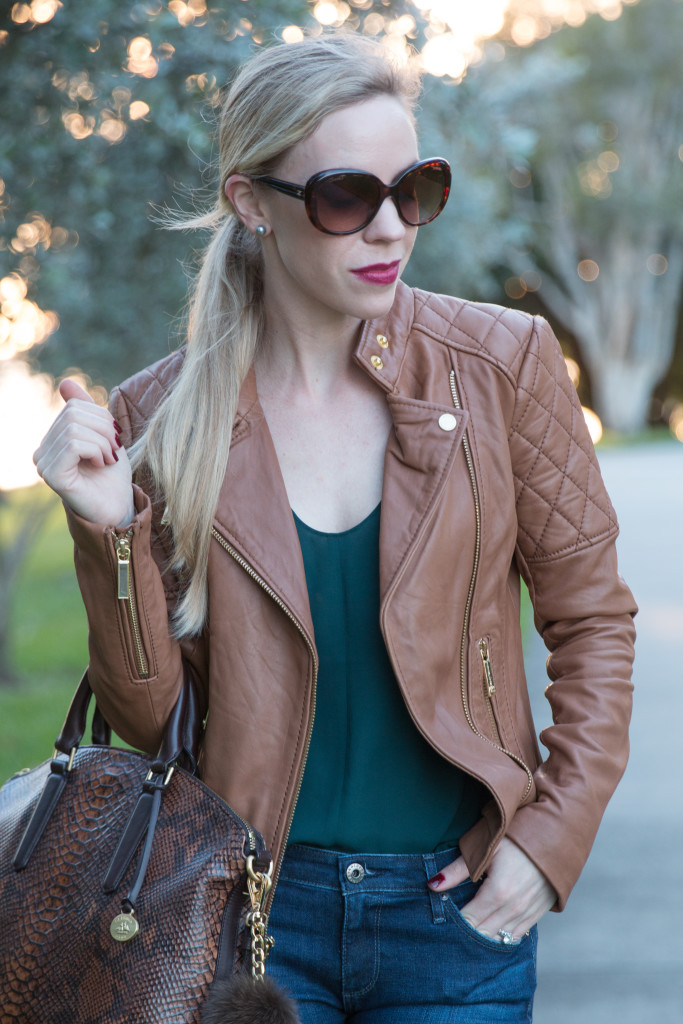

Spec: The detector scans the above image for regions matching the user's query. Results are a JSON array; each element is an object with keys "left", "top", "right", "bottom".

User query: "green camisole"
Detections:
[{"left": 288, "top": 503, "right": 486, "bottom": 853}]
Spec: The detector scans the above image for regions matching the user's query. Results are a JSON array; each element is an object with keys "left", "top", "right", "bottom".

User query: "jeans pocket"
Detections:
[{"left": 443, "top": 882, "right": 525, "bottom": 953}]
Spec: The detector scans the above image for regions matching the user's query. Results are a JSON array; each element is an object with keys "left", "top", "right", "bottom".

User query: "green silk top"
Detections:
[{"left": 288, "top": 504, "right": 486, "bottom": 853}]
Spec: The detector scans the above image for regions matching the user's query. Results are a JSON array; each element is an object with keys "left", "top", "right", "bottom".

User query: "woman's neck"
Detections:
[{"left": 258, "top": 292, "right": 363, "bottom": 399}]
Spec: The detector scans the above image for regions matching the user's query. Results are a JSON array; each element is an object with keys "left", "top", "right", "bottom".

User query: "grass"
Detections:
[
  {"left": 0, "top": 485, "right": 88, "bottom": 782},
  {"left": 596, "top": 424, "right": 675, "bottom": 449}
]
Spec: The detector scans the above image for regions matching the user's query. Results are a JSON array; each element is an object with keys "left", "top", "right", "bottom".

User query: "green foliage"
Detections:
[{"left": 0, "top": 0, "right": 316, "bottom": 386}]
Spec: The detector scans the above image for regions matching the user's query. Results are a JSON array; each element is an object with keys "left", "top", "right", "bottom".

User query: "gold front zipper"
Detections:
[
  {"left": 115, "top": 531, "right": 149, "bottom": 679},
  {"left": 211, "top": 527, "right": 318, "bottom": 911},
  {"left": 449, "top": 370, "right": 533, "bottom": 800}
]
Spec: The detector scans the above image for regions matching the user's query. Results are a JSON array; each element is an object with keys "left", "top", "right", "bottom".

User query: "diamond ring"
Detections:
[{"left": 498, "top": 929, "right": 515, "bottom": 945}]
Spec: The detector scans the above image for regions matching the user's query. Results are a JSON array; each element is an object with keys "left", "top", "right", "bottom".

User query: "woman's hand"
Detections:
[
  {"left": 428, "top": 837, "right": 556, "bottom": 942},
  {"left": 33, "top": 379, "right": 135, "bottom": 528}
]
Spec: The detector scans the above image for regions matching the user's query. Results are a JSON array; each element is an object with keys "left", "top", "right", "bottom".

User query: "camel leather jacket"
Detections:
[{"left": 66, "top": 282, "right": 637, "bottom": 911}]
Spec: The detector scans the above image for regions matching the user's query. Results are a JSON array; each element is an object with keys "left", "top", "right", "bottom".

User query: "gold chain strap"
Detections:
[{"left": 246, "top": 855, "right": 274, "bottom": 982}]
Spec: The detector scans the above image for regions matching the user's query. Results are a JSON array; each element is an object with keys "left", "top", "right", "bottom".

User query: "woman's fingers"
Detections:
[
  {"left": 459, "top": 839, "right": 555, "bottom": 939},
  {"left": 35, "top": 414, "right": 119, "bottom": 478},
  {"left": 427, "top": 854, "right": 470, "bottom": 891},
  {"left": 427, "top": 838, "right": 556, "bottom": 941},
  {"left": 34, "top": 386, "right": 121, "bottom": 475},
  {"left": 33, "top": 381, "right": 133, "bottom": 525},
  {"left": 36, "top": 422, "right": 117, "bottom": 479},
  {"left": 59, "top": 378, "right": 95, "bottom": 404}
]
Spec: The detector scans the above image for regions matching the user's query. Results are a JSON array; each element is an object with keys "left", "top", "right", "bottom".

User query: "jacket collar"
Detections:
[
  {"left": 354, "top": 280, "right": 416, "bottom": 393},
  {"left": 233, "top": 279, "right": 417, "bottom": 423}
]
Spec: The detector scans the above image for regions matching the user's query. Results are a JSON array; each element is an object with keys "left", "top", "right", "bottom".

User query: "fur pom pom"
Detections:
[{"left": 201, "top": 974, "right": 301, "bottom": 1024}]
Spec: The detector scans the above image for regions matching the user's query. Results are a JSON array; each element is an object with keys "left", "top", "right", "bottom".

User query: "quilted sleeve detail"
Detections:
[
  {"left": 509, "top": 316, "right": 618, "bottom": 563},
  {"left": 503, "top": 316, "right": 637, "bottom": 908}
]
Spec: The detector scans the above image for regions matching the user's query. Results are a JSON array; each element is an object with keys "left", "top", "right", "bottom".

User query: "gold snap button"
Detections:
[
  {"left": 438, "top": 413, "right": 457, "bottom": 432},
  {"left": 370, "top": 355, "right": 384, "bottom": 370},
  {"left": 346, "top": 863, "right": 365, "bottom": 883},
  {"left": 376, "top": 334, "right": 389, "bottom": 349}
]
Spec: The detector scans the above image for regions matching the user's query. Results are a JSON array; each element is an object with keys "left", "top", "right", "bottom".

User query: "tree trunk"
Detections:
[{"left": 589, "top": 361, "right": 661, "bottom": 434}]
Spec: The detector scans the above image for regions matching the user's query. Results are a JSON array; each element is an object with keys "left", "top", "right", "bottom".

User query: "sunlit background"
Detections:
[{"left": 1, "top": 0, "right": 682, "bottom": 490}]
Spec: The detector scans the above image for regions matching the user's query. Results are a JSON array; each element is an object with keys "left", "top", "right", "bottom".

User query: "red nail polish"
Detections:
[
  {"left": 428, "top": 873, "right": 445, "bottom": 888},
  {"left": 115, "top": 432, "right": 122, "bottom": 447},
  {"left": 112, "top": 448, "right": 119, "bottom": 462},
  {"left": 113, "top": 419, "right": 122, "bottom": 432}
]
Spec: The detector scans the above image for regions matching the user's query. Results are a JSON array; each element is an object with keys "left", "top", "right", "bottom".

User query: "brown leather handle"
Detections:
[
  {"left": 53, "top": 666, "right": 201, "bottom": 769},
  {"left": 14, "top": 665, "right": 202, "bottom": 874}
]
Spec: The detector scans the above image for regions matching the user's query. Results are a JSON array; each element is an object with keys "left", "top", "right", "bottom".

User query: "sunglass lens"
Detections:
[
  {"left": 398, "top": 163, "right": 449, "bottom": 226},
  {"left": 310, "top": 174, "right": 378, "bottom": 234}
]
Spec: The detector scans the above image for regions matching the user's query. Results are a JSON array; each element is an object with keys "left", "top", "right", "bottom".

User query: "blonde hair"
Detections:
[{"left": 130, "top": 33, "right": 421, "bottom": 636}]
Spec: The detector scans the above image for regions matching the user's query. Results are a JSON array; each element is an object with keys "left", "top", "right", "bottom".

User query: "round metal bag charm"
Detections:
[{"left": 110, "top": 912, "right": 139, "bottom": 942}]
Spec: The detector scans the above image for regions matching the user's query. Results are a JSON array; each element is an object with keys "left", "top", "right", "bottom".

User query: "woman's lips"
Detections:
[{"left": 350, "top": 260, "right": 401, "bottom": 285}]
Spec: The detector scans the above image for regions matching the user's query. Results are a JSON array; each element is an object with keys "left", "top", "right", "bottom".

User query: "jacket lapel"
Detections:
[
  {"left": 212, "top": 281, "right": 469, "bottom": 633},
  {"left": 212, "top": 367, "right": 314, "bottom": 642},
  {"left": 379, "top": 395, "right": 469, "bottom": 602},
  {"left": 355, "top": 281, "right": 471, "bottom": 605}
]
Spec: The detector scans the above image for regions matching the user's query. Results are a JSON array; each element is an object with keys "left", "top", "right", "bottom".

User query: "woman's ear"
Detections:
[{"left": 224, "top": 174, "right": 270, "bottom": 236}]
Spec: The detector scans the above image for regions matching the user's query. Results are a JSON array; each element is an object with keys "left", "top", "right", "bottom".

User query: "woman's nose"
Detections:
[{"left": 363, "top": 195, "right": 408, "bottom": 243}]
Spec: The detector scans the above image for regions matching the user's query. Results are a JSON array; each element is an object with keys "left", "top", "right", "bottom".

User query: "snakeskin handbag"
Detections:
[{"left": 0, "top": 671, "right": 298, "bottom": 1024}]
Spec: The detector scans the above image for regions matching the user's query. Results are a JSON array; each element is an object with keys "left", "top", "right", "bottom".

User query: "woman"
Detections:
[{"left": 34, "top": 33, "right": 636, "bottom": 1023}]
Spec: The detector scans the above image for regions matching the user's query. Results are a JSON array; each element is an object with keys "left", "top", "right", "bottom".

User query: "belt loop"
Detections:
[{"left": 423, "top": 853, "right": 446, "bottom": 925}]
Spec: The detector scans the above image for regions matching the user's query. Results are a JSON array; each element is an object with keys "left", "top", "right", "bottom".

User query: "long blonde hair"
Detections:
[{"left": 130, "top": 34, "right": 421, "bottom": 636}]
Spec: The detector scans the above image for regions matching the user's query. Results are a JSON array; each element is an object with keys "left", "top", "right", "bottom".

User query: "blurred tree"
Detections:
[
  {"left": 494, "top": 0, "right": 683, "bottom": 432},
  {"left": 1, "top": 0, "right": 680, "bottom": 431},
  {"left": 0, "top": 1, "right": 310, "bottom": 386},
  {"left": 0, "top": 0, "right": 421, "bottom": 387}
]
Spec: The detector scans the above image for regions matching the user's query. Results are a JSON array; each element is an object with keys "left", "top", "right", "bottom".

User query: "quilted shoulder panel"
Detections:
[
  {"left": 509, "top": 316, "right": 617, "bottom": 562},
  {"left": 110, "top": 348, "right": 186, "bottom": 444},
  {"left": 411, "top": 288, "right": 534, "bottom": 384}
]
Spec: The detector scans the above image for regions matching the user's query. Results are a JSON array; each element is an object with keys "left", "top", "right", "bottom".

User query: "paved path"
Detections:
[{"left": 529, "top": 440, "right": 683, "bottom": 1023}]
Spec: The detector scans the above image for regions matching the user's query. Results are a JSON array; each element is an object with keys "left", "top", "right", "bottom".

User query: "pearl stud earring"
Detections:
[{"left": 255, "top": 225, "right": 267, "bottom": 237}]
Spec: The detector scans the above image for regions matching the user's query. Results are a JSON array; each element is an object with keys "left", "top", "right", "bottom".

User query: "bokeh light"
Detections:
[
  {"left": 669, "top": 404, "right": 683, "bottom": 443},
  {"left": 129, "top": 101, "right": 150, "bottom": 120},
  {"left": 0, "top": 276, "right": 59, "bottom": 361},
  {"left": 564, "top": 357, "right": 581, "bottom": 388},
  {"left": 0, "top": 362, "right": 62, "bottom": 490},
  {"left": 282, "top": 24, "right": 305, "bottom": 43},
  {"left": 126, "top": 37, "right": 158, "bottom": 78},
  {"left": 646, "top": 254, "right": 669, "bottom": 276},
  {"left": 11, "top": 0, "right": 61, "bottom": 25},
  {"left": 581, "top": 406, "right": 603, "bottom": 444},
  {"left": 577, "top": 259, "right": 600, "bottom": 282}
]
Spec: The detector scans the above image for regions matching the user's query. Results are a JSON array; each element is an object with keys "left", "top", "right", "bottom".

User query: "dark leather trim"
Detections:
[{"left": 12, "top": 759, "right": 70, "bottom": 870}]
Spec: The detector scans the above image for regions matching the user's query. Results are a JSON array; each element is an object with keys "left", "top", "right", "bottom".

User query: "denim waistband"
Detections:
[{"left": 279, "top": 843, "right": 460, "bottom": 894}]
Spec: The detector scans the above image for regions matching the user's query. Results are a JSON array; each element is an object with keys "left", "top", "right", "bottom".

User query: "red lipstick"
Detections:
[{"left": 350, "top": 260, "right": 401, "bottom": 285}]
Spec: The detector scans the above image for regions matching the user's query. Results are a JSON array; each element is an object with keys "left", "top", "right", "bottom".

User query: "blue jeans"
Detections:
[{"left": 267, "top": 844, "right": 537, "bottom": 1023}]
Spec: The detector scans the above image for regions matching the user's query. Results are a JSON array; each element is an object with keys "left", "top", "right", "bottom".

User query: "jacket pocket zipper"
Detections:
[
  {"left": 478, "top": 637, "right": 503, "bottom": 746},
  {"left": 115, "top": 531, "right": 150, "bottom": 679}
]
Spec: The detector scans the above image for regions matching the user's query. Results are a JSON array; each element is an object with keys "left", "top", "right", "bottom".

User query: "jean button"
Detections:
[{"left": 346, "top": 862, "right": 365, "bottom": 883}]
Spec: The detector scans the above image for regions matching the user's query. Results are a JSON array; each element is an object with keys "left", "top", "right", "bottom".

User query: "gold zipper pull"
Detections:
[
  {"left": 478, "top": 638, "right": 496, "bottom": 696},
  {"left": 115, "top": 534, "right": 132, "bottom": 600}
]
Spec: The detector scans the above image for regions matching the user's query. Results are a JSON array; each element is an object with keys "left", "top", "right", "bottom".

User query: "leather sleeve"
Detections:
[
  {"left": 504, "top": 315, "right": 637, "bottom": 909},
  {"left": 64, "top": 389, "right": 200, "bottom": 754}
]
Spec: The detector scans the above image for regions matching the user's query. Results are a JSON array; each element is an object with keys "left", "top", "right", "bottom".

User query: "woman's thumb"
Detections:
[{"left": 59, "top": 378, "right": 95, "bottom": 404}]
